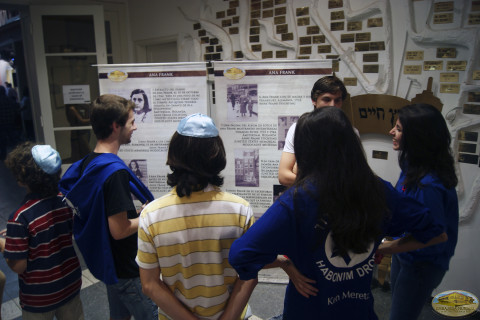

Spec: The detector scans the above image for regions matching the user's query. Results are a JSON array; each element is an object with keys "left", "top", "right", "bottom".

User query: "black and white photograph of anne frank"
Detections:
[{"left": 130, "top": 89, "right": 153, "bottom": 123}]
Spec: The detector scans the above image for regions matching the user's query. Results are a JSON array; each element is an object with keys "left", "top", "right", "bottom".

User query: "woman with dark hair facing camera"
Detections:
[
  {"left": 130, "top": 89, "right": 152, "bottom": 123},
  {"left": 229, "top": 107, "right": 448, "bottom": 320},
  {"left": 388, "top": 104, "right": 458, "bottom": 320},
  {"left": 137, "top": 113, "right": 257, "bottom": 320}
]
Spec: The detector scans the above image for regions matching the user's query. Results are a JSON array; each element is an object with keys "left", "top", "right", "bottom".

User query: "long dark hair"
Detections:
[
  {"left": 130, "top": 89, "right": 151, "bottom": 114},
  {"left": 293, "top": 107, "right": 387, "bottom": 256},
  {"left": 166, "top": 132, "right": 226, "bottom": 197},
  {"left": 397, "top": 103, "right": 457, "bottom": 189}
]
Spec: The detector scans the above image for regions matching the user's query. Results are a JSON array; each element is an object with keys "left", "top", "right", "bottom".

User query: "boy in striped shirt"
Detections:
[{"left": 137, "top": 113, "right": 257, "bottom": 320}]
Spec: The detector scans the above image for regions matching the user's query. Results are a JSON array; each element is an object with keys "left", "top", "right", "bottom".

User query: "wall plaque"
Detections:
[
  {"left": 473, "top": 70, "right": 480, "bottom": 80},
  {"left": 469, "top": 13, "right": 480, "bottom": 24},
  {"left": 210, "top": 38, "right": 219, "bottom": 45},
  {"left": 424, "top": 61, "right": 443, "bottom": 71},
  {"left": 433, "top": 13, "right": 454, "bottom": 24},
  {"left": 331, "top": 21, "right": 345, "bottom": 31},
  {"left": 222, "top": 19, "right": 232, "bottom": 27},
  {"left": 464, "top": 104, "right": 480, "bottom": 114},
  {"left": 300, "top": 46, "right": 312, "bottom": 54},
  {"left": 263, "top": 0, "right": 274, "bottom": 9},
  {"left": 440, "top": 72, "right": 459, "bottom": 82},
  {"left": 372, "top": 150, "right": 388, "bottom": 160},
  {"left": 251, "top": 10, "right": 261, "bottom": 18},
  {"left": 341, "top": 34, "right": 355, "bottom": 42},
  {"left": 434, "top": 1, "right": 454, "bottom": 12},
  {"left": 299, "top": 36, "right": 312, "bottom": 45},
  {"left": 369, "top": 41, "right": 385, "bottom": 51},
  {"left": 251, "top": 19, "right": 260, "bottom": 27},
  {"left": 347, "top": 21, "right": 362, "bottom": 31},
  {"left": 437, "top": 47, "right": 456, "bottom": 58},
  {"left": 318, "top": 45, "right": 332, "bottom": 53},
  {"left": 276, "top": 24, "right": 288, "bottom": 34},
  {"left": 282, "top": 33, "right": 294, "bottom": 41},
  {"left": 468, "top": 92, "right": 480, "bottom": 102},
  {"left": 276, "top": 50, "right": 287, "bottom": 58},
  {"left": 193, "top": 23, "right": 201, "bottom": 30},
  {"left": 406, "top": 51, "right": 424, "bottom": 60},
  {"left": 233, "top": 16, "right": 239, "bottom": 24},
  {"left": 250, "top": 27, "right": 260, "bottom": 35},
  {"left": 447, "top": 61, "right": 467, "bottom": 71},
  {"left": 458, "top": 153, "right": 479, "bottom": 164},
  {"left": 313, "top": 35, "right": 326, "bottom": 43},
  {"left": 331, "top": 11, "right": 345, "bottom": 20},
  {"left": 297, "top": 17, "right": 310, "bottom": 26},
  {"left": 458, "top": 143, "right": 477, "bottom": 153},
  {"left": 343, "top": 77, "right": 358, "bottom": 86},
  {"left": 263, "top": 10, "right": 274, "bottom": 18},
  {"left": 227, "top": 8, "right": 236, "bottom": 16},
  {"left": 198, "top": 29, "right": 206, "bottom": 37},
  {"left": 440, "top": 84, "right": 460, "bottom": 93},
  {"left": 473, "top": 0, "right": 480, "bottom": 11},
  {"left": 356, "top": 32, "right": 371, "bottom": 42},
  {"left": 326, "top": 55, "right": 339, "bottom": 60},
  {"left": 363, "top": 53, "right": 378, "bottom": 62},
  {"left": 252, "top": 44, "right": 262, "bottom": 52},
  {"left": 458, "top": 131, "right": 478, "bottom": 142},
  {"left": 275, "top": 7, "right": 287, "bottom": 15},
  {"left": 275, "top": 0, "right": 286, "bottom": 4},
  {"left": 367, "top": 18, "right": 383, "bottom": 27},
  {"left": 262, "top": 51, "right": 273, "bottom": 59},
  {"left": 364, "top": 64, "right": 379, "bottom": 73},
  {"left": 307, "top": 26, "right": 320, "bottom": 34},
  {"left": 296, "top": 7, "right": 309, "bottom": 16},
  {"left": 332, "top": 60, "right": 340, "bottom": 72},
  {"left": 250, "top": 35, "right": 260, "bottom": 43},
  {"left": 230, "top": 0, "right": 239, "bottom": 8},
  {"left": 251, "top": 2, "right": 261, "bottom": 10},
  {"left": 216, "top": 11, "right": 226, "bottom": 19},
  {"left": 404, "top": 65, "right": 422, "bottom": 74},
  {"left": 355, "top": 43, "right": 370, "bottom": 51},
  {"left": 328, "top": 0, "right": 343, "bottom": 9},
  {"left": 297, "top": 56, "right": 310, "bottom": 59}
]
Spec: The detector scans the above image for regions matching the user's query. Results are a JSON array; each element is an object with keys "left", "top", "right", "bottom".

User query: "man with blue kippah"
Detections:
[
  {"left": 0, "top": 142, "right": 84, "bottom": 319},
  {"left": 136, "top": 113, "right": 258, "bottom": 320},
  {"left": 59, "top": 94, "right": 156, "bottom": 320}
]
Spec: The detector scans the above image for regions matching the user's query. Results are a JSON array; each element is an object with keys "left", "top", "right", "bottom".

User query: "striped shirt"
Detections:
[
  {"left": 4, "top": 193, "right": 82, "bottom": 313},
  {"left": 136, "top": 185, "right": 254, "bottom": 320}
]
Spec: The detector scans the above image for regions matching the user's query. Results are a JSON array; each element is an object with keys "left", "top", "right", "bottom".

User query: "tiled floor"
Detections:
[{"left": 1, "top": 160, "right": 479, "bottom": 320}]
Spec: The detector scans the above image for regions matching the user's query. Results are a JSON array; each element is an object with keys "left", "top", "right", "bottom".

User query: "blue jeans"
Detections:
[
  {"left": 389, "top": 254, "right": 446, "bottom": 320},
  {"left": 106, "top": 277, "right": 157, "bottom": 320}
]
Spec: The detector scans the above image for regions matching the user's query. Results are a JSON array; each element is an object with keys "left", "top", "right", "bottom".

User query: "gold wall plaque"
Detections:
[
  {"left": 222, "top": 19, "right": 232, "bottom": 27},
  {"left": 263, "top": 0, "right": 274, "bottom": 9},
  {"left": 216, "top": 45, "right": 223, "bottom": 52},
  {"left": 474, "top": 71, "right": 480, "bottom": 80},
  {"left": 282, "top": 33, "right": 294, "bottom": 41},
  {"left": 440, "top": 84, "right": 460, "bottom": 93},
  {"left": 369, "top": 41, "right": 385, "bottom": 51},
  {"left": 275, "top": 7, "right": 287, "bottom": 15},
  {"left": 276, "top": 24, "right": 288, "bottom": 34},
  {"left": 406, "top": 51, "right": 424, "bottom": 60},
  {"left": 434, "top": 1, "right": 454, "bottom": 12},
  {"left": 368, "top": 18, "right": 383, "bottom": 27},
  {"left": 227, "top": 8, "right": 236, "bottom": 16},
  {"left": 464, "top": 103, "right": 480, "bottom": 114},
  {"left": 210, "top": 38, "right": 219, "bottom": 45},
  {"left": 347, "top": 21, "right": 362, "bottom": 31},
  {"left": 458, "top": 153, "right": 479, "bottom": 164},
  {"left": 198, "top": 29, "right": 206, "bottom": 37},
  {"left": 233, "top": 16, "right": 239, "bottom": 24},
  {"left": 341, "top": 34, "right": 355, "bottom": 42},
  {"left": 364, "top": 64, "right": 379, "bottom": 73},
  {"left": 251, "top": 10, "right": 261, "bottom": 18},
  {"left": 437, "top": 48, "right": 456, "bottom": 58},
  {"left": 230, "top": 0, "right": 239, "bottom": 8},
  {"left": 331, "top": 11, "right": 345, "bottom": 20},
  {"left": 307, "top": 26, "right": 320, "bottom": 34},
  {"left": 356, "top": 32, "right": 371, "bottom": 42},
  {"left": 201, "top": 37, "right": 209, "bottom": 44},
  {"left": 274, "top": 16, "right": 286, "bottom": 24},
  {"left": 440, "top": 72, "right": 459, "bottom": 82},
  {"left": 433, "top": 13, "right": 454, "bottom": 24},
  {"left": 252, "top": 44, "right": 262, "bottom": 52},
  {"left": 469, "top": 13, "right": 480, "bottom": 24},
  {"left": 458, "top": 142, "right": 477, "bottom": 153},
  {"left": 229, "top": 27, "right": 239, "bottom": 35},
  {"left": 205, "top": 46, "right": 214, "bottom": 53},
  {"left": 363, "top": 53, "right": 378, "bottom": 62},
  {"left": 300, "top": 46, "right": 312, "bottom": 54},
  {"left": 447, "top": 61, "right": 467, "bottom": 71},
  {"left": 297, "top": 56, "right": 310, "bottom": 59},
  {"left": 234, "top": 51, "right": 244, "bottom": 59},
  {"left": 216, "top": 11, "right": 226, "bottom": 19},
  {"left": 313, "top": 35, "right": 326, "bottom": 43},
  {"left": 296, "top": 7, "right": 309, "bottom": 16},
  {"left": 404, "top": 65, "right": 422, "bottom": 74},
  {"left": 263, "top": 9, "right": 274, "bottom": 18},
  {"left": 193, "top": 23, "right": 201, "bottom": 30},
  {"left": 250, "top": 27, "right": 260, "bottom": 35},
  {"left": 473, "top": 0, "right": 480, "bottom": 11},
  {"left": 297, "top": 17, "right": 310, "bottom": 26},
  {"left": 468, "top": 92, "right": 480, "bottom": 102},
  {"left": 299, "top": 36, "right": 312, "bottom": 45},
  {"left": 458, "top": 130, "right": 478, "bottom": 142},
  {"left": 318, "top": 45, "right": 332, "bottom": 53},
  {"left": 276, "top": 50, "right": 287, "bottom": 58},
  {"left": 275, "top": 0, "right": 286, "bottom": 4},
  {"left": 327, "top": 55, "right": 339, "bottom": 59},
  {"left": 262, "top": 51, "right": 273, "bottom": 59},
  {"left": 251, "top": 19, "right": 260, "bottom": 27},
  {"left": 250, "top": 35, "right": 260, "bottom": 43},
  {"left": 328, "top": 0, "right": 343, "bottom": 9},
  {"left": 251, "top": 2, "right": 261, "bottom": 10},
  {"left": 355, "top": 43, "right": 370, "bottom": 51},
  {"left": 331, "top": 21, "right": 345, "bottom": 31},
  {"left": 332, "top": 60, "right": 339, "bottom": 72},
  {"left": 343, "top": 77, "right": 357, "bottom": 86},
  {"left": 424, "top": 61, "right": 443, "bottom": 71},
  {"left": 372, "top": 150, "right": 388, "bottom": 160}
]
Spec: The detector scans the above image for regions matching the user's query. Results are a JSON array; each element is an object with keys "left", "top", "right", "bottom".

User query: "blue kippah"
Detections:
[
  {"left": 176, "top": 113, "right": 219, "bottom": 138},
  {"left": 31, "top": 145, "right": 62, "bottom": 174}
]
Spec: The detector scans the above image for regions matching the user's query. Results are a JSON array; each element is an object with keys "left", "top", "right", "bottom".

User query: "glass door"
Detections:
[{"left": 30, "top": 5, "right": 107, "bottom": 163}]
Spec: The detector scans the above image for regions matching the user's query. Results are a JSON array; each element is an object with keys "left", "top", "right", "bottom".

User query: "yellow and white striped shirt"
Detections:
[{"left": 136, "top": 185, "right": 254, "bottom": 320}]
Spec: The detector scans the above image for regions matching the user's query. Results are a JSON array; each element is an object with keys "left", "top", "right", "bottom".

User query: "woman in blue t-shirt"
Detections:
[{"left": 388, "top": 103, "right": 459, "bottom": 320}]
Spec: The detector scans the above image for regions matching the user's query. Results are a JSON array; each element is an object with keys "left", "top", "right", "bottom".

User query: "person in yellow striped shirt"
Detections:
[{"left": 136, "top": 113, "right": 257, "bottom": 320}]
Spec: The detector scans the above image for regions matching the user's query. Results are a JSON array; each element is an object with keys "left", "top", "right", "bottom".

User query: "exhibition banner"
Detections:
[
  {"left": 212, "top": 60, "right": 332, "bottom": 215},
  {"left": 97, "top": 63, "right": 208, "bottom": 199}
]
